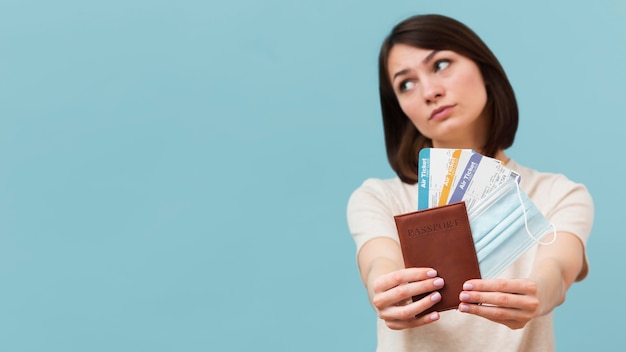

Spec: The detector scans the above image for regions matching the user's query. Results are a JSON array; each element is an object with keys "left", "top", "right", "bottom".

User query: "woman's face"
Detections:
[{"left": 387, "top": 44, "right": 489, "bottom": 150}]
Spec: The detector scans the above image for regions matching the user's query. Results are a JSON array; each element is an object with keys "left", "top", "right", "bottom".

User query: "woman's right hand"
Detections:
[
  {"left": 358, "top": 238, "right": 444, "bottom": 330},
  {"left": 371, "top": 267, "right": 444, "bottom": 330}
]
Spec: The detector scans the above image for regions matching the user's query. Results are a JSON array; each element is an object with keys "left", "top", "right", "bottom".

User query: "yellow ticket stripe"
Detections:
[{"left": 438, "top": 149, "right": 461, "bottom": 206}]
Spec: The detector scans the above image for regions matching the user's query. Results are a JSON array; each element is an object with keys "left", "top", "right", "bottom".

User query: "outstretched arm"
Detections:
[{"left": 458, "top": 231, "right": 585, "bottom": 329}]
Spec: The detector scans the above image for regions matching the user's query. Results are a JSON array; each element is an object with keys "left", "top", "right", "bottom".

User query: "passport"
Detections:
[{"left": 394, "top": 201, "right": 481, "bottom": 317}]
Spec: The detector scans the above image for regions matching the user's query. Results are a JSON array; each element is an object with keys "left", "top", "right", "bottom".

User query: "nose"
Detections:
[{"left": 422, "top": 77, "right": 444, "bottom": 103}]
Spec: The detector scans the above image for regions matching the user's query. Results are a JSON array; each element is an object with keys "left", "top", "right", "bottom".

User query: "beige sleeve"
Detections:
[{"left": 346, "top": 179, "right": 401, "bottom": 255}]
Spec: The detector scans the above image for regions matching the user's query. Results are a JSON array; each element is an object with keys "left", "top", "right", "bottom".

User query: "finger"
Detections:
[
  {"left": 384, "top": 309, "right": 441, "bottom": 330},
  {"left": 463, "top": 279, "right": 538, "bottom": 295},
  {"left": 373, "top": 277, "right": 445, "bottom": 310},
  {"left": 457, "top": 303, "right": 531, "bottom": 329},
  {"left": 379, "top": 291, "right": 443, "bottom": 322},
  {"left": 373, "top": 268, "right": 438, "bottom": 293},
  {"left": 459, "top": 290, "right": 538, "bottom": 310}
]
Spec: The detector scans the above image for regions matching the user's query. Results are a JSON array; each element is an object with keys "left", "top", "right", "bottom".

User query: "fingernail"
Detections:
[
  {"left": 459, "top": 304, "right": 469, "bottom": 312},
  {"left": 431, "top": 292, "right": 441, "bottom": 302},
  {"left": 433, "top": 278, "right": 444, "bottom": 287},
  {"left": 427, "top": 270, "right": 437, "bottom": 278},
  {"left": 429, "top": 312, "right": 439, "bottom": 321},
  {"left": 463, "top": 283, "right": 473, "bottom": 290},
  {"left": 460, "top": 293, "right": 470, "bottom": 301}
]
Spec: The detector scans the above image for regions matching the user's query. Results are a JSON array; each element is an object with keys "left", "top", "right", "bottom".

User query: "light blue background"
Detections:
[{"left": 1, "top": 0, "right": 624, "bottom": 351}]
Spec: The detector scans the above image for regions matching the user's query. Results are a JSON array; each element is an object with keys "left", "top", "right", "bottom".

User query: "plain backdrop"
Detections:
[{"left": 1, "top": 0, "right": 624, "bottom": 351}]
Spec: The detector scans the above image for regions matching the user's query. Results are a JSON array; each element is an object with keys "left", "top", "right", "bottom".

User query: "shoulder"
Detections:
[
  {"left": 508, "top": 159, "right": 594, "bottom": 239},
  {"left": 346, "top": 177, "right": 417, "bottom": 251},
  {"left": 347, "top": 177, "right": 417, "bottom": 215},
  {"left": 508, "top": 160, "right": 592, "bottom": 203},
  {"left": 349, "top": 177, "right": 406, "bottom": 200}
]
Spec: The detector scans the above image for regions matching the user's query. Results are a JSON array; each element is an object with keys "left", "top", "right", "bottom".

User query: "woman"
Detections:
[{"left": 347, "top": 14, "right": 594, "bottom": 351}]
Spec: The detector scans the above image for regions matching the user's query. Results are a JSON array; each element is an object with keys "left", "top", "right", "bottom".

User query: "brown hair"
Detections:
[{"left": 379, "top": 14, "right": 518, "bottom": 184}]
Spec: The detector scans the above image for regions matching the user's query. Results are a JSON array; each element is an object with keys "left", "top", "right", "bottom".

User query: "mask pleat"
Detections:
[{"left": 468, "top": 179, "right": 555, "bottom": 278}]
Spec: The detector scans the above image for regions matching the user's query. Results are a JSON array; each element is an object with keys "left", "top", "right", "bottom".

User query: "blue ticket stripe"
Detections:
[{"left": 449, "top": 153, "right": 482, "bottom": 203}]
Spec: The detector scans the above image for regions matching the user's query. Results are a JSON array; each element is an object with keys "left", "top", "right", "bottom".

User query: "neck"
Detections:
[{"left": 493, "top": 150, "right": 509, "bottom": 164}]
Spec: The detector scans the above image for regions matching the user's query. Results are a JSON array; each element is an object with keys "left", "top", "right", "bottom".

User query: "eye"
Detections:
[
  {"left": 399, "top": 80, "right": 416, "bottom": 92},
  {"left": 434, "top": 59, "right": 451, "bottom": 72}
]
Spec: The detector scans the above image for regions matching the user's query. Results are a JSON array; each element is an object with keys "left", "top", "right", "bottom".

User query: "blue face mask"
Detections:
[{"left": 467, "top": 176, "right": 556, "bottom": 279}]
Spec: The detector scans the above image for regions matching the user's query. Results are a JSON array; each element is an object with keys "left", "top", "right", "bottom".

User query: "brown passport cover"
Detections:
[{"left": 393, "top": 202, "right": 481, "bottom": 316}]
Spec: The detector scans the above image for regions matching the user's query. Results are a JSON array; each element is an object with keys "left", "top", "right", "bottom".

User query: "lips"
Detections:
[{"left": 430, "top": 105, "right": 455, "bottom": 120}]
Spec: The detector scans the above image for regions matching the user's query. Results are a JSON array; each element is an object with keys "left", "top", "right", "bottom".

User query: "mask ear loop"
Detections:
[{"left": 514, "top": 176, "right": 557, "bottom": 246}]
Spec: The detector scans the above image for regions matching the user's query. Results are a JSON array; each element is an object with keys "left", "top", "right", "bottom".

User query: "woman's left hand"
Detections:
[
  {"left": 457, "top": 278, "right": 541, "bottom": 330},
  {"left": 458, "top": 232, "right": 588, "bottom": 330}
]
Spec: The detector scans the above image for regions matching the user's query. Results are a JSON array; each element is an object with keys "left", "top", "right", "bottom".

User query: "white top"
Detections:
[{"left": 346, "top": 160, "right": 594, "bottom": 352}]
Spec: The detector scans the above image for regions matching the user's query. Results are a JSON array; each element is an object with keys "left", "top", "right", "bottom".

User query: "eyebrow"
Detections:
[
  {"left": 391, "top": 50, "right": 439, "bottom": 81},
  {"left": 422, "top": 50, "right": 439, "bottom": 64}
]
